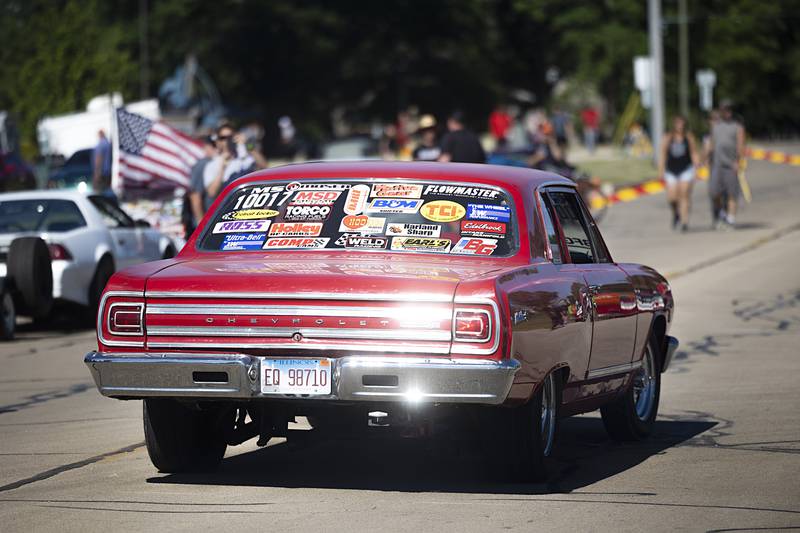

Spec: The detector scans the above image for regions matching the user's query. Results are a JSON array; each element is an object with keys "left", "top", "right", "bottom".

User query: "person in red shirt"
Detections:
[
  {"left": 489, "top": 104, "right": 512, "bottom": 143},
  {"left": 580, "top": 106, "right": 599, "bottom": 154}
]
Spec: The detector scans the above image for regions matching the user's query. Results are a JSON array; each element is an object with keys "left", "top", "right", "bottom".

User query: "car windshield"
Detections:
[
  {"left": 0, "top": 199, "right": 86, "bottom": 233},
  {"left": 198, "top": 179, "right": 517, "bottom": 257}
]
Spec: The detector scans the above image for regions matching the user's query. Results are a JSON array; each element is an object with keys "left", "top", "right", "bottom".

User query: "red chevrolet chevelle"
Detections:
[{"left": 85, "top": 162, "right": 678, "bottom": 480}]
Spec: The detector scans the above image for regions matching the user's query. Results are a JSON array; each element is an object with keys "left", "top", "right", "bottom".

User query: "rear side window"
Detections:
[
  {"left": 539, "top": 194, "right": 563, "bottom": 264},
  {"left": 0, "top": 199, "right": 86, "bottom": 233},
  {"left": 545, "top": 191, "right": 595, "bottom": 264}
]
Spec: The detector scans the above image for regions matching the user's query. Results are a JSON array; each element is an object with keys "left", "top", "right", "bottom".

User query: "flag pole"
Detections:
[{"left": 110, "top": 103, "right": 121, "bottom": 197}]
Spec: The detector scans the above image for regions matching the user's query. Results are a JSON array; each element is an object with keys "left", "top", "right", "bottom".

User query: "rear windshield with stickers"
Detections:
[{"left": 198, "top": 180, "right": 517, "bottom": 257}]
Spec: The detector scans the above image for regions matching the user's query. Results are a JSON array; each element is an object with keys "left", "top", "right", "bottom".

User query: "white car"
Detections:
[{"left": 0, "top": 191, "right": 177, "bottom": 311}]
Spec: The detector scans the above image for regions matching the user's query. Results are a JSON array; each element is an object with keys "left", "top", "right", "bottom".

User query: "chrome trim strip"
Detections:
[
  {"left": 146, "top": 304, "right": 452, "bottom": 319},
  {"left": 97, "top": 291, "right": 145, "bottom": 347},
  {"left": 144, "top": 341, "right": 451, "bottom": 354},
  {"left": 147, "top": 325, "right": 450, "bottom": 341},
  {"left": 450, "top": 297, "right": 501, "bottom": 355},
  {"left": 146, "top": 291, "right": 454, "bottom": 303},
  {"left": 586, "top": 360, "right": 643, "bottom": 379}
]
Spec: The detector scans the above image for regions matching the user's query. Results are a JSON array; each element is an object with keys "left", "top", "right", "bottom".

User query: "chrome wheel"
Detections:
[
  {"left": 633, "top": 345, "right": 657, "bottom": 421},
  {"left": 540, "top": 373, "right": 557, "bottom": 456}
]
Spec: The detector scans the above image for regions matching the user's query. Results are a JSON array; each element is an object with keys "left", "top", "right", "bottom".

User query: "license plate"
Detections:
[{"left": 260, "top": 358, "right": 332, "bottom": 395}]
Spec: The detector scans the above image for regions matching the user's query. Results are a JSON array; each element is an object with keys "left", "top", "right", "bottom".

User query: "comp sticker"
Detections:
[
  {"left": 466, "top": 204, "right": 510, "bottom": 222},
  {"left": 365, "top": 199, "right": 424, "bottom": 214},
  {"left": 213, "top": 219, "right": 271, "bottom": 233},
  {"left": 221, "top": 209, "right": 280, "bottom": 221},
  {"left": 451, "top": 237, "right": 498, "bottom": 256},
  {"left": 263, "top": 237, "right": 330, "bottom": 249},
  {"left": 420, "top": 200, "right": 466, "bottom": 222},
  {"left": 220, "top": 233, "right": 266, "bottom": 250},
  {"left": 386, "top": 223, "right": 441, "bottom": 238},
  {"left": 370, "top": 183, "right": 423, "bottom": 198},
  {"left": 390, "top": 237, "right": 451, "bottom": 253},
  {"left": 339, "top": 215, "right": 386, "bottom": 234}
]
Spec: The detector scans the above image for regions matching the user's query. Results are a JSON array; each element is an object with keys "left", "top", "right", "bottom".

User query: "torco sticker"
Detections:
[
  {"left": 213, "top": 219, "right": 271, "bottom": 233},
  {"left": 390, "top": 237, "right": 451, "bottom": 253},
  {"left": 420, "top": 200, "right": 466, "bottom": 222},
  {"left": 343, "top": 184, "right": 370, "bottom": 215},
  {"left": 222, "top": 209, "right": 280, "bottom": 220},
  {"left": 290, "top": 190, "right": 342, "bottom": 205},
  {"left": 283, "top": 205, "right": 331, "bottom": 221},
  {"left": 370, "top": 183, "right": 423, "bottom": 198},
  {"left": 423, "top": 184, "right": 500, "bottom": 199},
  {"left": 263, "top": 237, "right": 330, "bottom": 249},
  {"left": 386, "top": 222, "right": 441, "bottom": 238},
  {"left": 341, "top": 235, "right": 388, "bottom": 250},
  {"left": 460, "top": 220, "right": 506, "bottom": 237},
  {"left": 338, "top": 215, "right": 386, "bottom": 234},
  {"left": 268, "top": 222, "right": 323, "bottom": 237},
  {"left": 365, "top": 198, "right": 424, "bottom": 213},
  {"left": 466, "top": 204, "right": 510, "bottom": 222},
  {"left": 286, "top": 181, "right": 351, "bottom": 191},
  {"left": 220, "top": 233, "right": 266, "bottom": 250},
  {"left": 450, "top": 237, "right": 498, "bottom": 256}
]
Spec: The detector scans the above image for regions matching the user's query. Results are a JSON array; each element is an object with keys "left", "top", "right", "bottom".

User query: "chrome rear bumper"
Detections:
[{"left": 84, "top": 352, "right": 520, "bottom": 405}]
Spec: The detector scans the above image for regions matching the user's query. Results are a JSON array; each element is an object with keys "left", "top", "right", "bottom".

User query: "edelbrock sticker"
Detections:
[
  {"left": 213, "top": 219, "right": 271, "bottom": 234},
  {"left": 422, "top": 184, "right": 500, "bottom": 199},
  {"left": 386, "top": 222, "right": 441, "bottom": 238},
  {"left": 221, "top": 209, "right": 280, "bottom": 221},
  {"left": 231, "top": 186, "right": 291, "bottom": 210},
  {"left": 450, "top": 237, "right": 498, "bottom": 256},
  {"left": 390, "top": 237, "right": 451, "bottom": 253},
  {"left": 220, "top": 233, "right": 266, "bottom": 250},
  {"left": 460, "top": 220, "right": 506, "bottom": 237},
  {"left": 263, "top": 237, "right": 330, "bottom": 249},
  {"left": 285, "top": 181, "right": 351, "bottom": 191},
  {"left": 268, "top": 222, "right": 323, "bottom": 237},
  {"left": 370, "top": 183, "right": 423, "bottom": 198},
  {"left": 289, "top": 190, "right": 342, "bottom": 205},
  {"left": 365, "top": 198, "right": 423, "bottom": 214},
  {"left": 283, "top": 205, "right": 331, "bottom": 221},
  {"left": 420, "top": 200, "right": 466, "bottom": 222},
  {"left": 466, "top": 204, "right": 510, "bottom": 222},
  {"left": 338, "top": 215, "right": 386, "bottom": 234},
  {"left": 343, "top": 184, "right": 370, "bottom": 215}
]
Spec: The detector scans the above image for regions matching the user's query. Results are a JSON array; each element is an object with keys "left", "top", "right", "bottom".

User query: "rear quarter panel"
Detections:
[{"left": 617, "top": 263, "right": 674, "bottom": 362}]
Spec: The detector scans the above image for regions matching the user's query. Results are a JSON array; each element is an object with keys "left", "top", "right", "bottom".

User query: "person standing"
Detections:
[
  {"left": 580, "top": 106, "right": 599, "bottom": 154},
  {"left": 438, "top": 111, "right": 486, "bottom": 164},
  {"left": 186, "top": 135, "right": 217, "bottom": 236},
  {"left": 489, "top": 104, "right": 512, "bottom": 143},
  {"left": 708, "top": 100, "right": 745, "bottom": 229},
  {"left": 658, "top": 116, "right": 699, "bottom": 232},
  {"left": 551, "top": 105, "right": 571, "bottom": 151},
  {"left": 92, "top": 129, "right": 114, "bottom": 198},
  {"left": 412, "top": 114, "right": 441, "bottom": 162}
]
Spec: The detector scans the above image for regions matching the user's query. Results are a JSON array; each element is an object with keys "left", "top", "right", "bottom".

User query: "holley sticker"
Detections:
[{"left": 268, "top": 222, "right": 323, "bottom": 237}]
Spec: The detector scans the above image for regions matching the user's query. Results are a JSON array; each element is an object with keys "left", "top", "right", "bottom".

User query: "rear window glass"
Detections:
[
  {"left": 0, "top": 199, "right": 86, "bottom": 233},
  {"left": 198, "top": 179, "right": 517, "bottom": 257}
]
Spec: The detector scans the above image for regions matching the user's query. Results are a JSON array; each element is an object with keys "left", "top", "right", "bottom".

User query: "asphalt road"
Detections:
[{"left": 1, "top": 145, "right": 799, "bottom": 532}]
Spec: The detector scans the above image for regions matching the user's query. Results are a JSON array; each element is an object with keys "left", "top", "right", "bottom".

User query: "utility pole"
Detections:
[
  {"left": 648, "top": 0, "right": 665, "bottom": 165},
  {"left": 139, "top": 0, "right": 150, "bottom": 100},
  {"left": 678, "top": 0, "right": 690, "bottom": 117}
]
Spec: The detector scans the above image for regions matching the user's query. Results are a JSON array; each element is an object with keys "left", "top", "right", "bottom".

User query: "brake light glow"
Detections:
[
  {"left": 108, "top": 303, "right": 144, "bottom": 335},
  {"left": 48, "top": 243, "right": 72, "bottom": 260},
  {"left": 453, "top": 309, "right": 491, "bottom": 342}
]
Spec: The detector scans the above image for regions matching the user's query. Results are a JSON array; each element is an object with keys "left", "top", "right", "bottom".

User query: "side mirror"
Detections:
[{"left": 134, "top": 219, "right": 151, "bottom": 228}]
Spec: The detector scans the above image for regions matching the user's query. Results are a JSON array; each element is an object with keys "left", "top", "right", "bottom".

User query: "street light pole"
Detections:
[
  {"left": 648, "top": 0, "right": 665, "bottom": 165},
  {"left": 678, "top": 0, "right": 690, "bottom": 117},
  {"left": 139, "top": 0, "right": 149, "bottom": 100}
]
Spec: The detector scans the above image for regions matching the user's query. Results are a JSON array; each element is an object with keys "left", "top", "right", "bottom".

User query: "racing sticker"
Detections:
[
  {"left": 268, "top": 222, "right": 323, "bottom": 237},
  {"left": 220, "top": 233, "right": 266, "bottom": 250},
  {"left": 338, "top": 215, "right": 386, "bottom": 234},
  {"left": 213, "top": 219, "right": 271, "bottom": 234},
  {"left": 263, "top": 237, "right": 330, "bottom": 249},
  {"left": 460, "top": 220, "right": 506, "bottom": 237},
  {"left": 420, "top": 200, "right": 466, "bottom": 222},
  {"left": 386, "top": 222, "right": 441, "bottom": 238},
  {"left": 339, "top": 235, "right": 388, "bottom": 250},
  {"left": 289, "top": 190, "right": 342, "bottom": 205},
  {"left": 422, "top": 184, "right": 500, "bottom": 199},
  {"left": 221, "top": 209, "right": 280, "bottom": 221},
  {"left": 450, "top": 237, "right": 498, "bottom": 256},
  {"left": 285, "top": 181, "right": 351, "bottom": 191},
  {"left": 231, "top": 186, "right": 292, "bottom": 211},
  {"left": 365, "top": 198, "right": 424, "bottom": 214},
  {"left": 390, "top": 237, "right": 451, "bottom": 253},
  {"left": 466, "top": 204, "right": 511, "bottom": 222},
  {"left": 283, "top": 205, "right": 332, "bottom": 221},
  {"left": 343, "top": 184, "right": 370, "bottom": 215},
  {"left": 370, "top": 183, "right": 423, "bottom": 198}
]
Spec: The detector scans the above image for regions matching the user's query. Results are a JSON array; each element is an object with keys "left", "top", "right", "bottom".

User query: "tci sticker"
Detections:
[
  {"left": 213, "top": 219, "right": 271, "bottom": 233},
  {"left": 365, "top": 199, "right": 424, "bottom": 213},
  {"left": 370, "top": 183, "right": 423, "bottom": 198},
  {"left": 386, "top": 222, "right": 441, "bottom": 238},
  {"left": 343, "top": 184, "right": 370, "bottom": 215},
  {"left": 221, "top": 209, "right": 280, "bottom": 221},
  {"left": 268, "top": 222, "right": 323, "bottom": 237},
  {"left": 338, "top": 215, "right": 386, "bottom": 234},
  {"left": 220, "top": 233, "right": 266, "bottom": 250},
  {"left": 460, "top": 220, "right": 506, "bottom": 236},
  {"left": 263, "top": 237, "right": 330, "bottom": 249},
  {"left": 466, "top": 204, "right": 510, "bottom": 222},
  {"left": 422, "top": 184, "right": 500, "bottom": 199},
  {"left": 283, "top": 205, "right": 332, "bottom": 221},
  {"left": 390, "top": 237, "right": 451, "bottom": 253},
  {"left": 289, "top": 190, "right": 342, "bottom": 205},
  {"left": 451, "top": 237, "right": 498, "bottom": 256},
  {"left": 420, "top": 200, "right": 466, "bottom": 222}
]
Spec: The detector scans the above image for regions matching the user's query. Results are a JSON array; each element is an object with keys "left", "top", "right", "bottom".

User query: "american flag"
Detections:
[{"left": 116, "top": 108, "right": 204, "bottom": 190}]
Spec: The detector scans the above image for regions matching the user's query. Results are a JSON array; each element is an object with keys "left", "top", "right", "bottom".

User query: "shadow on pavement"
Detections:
[
  {"left": 147, "top": 415, "right": 716, "bottom": 495},
  {"left": 13, "top": 302, "right": 93, "bottom": 340}
]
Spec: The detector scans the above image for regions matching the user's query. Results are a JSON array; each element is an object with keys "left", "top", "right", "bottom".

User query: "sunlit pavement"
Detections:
[{"left": 0, "top": 145, "right": 798, "bottom": 532}]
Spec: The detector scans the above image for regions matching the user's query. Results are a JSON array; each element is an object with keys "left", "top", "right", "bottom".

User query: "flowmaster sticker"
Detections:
[
  {"left": 466, "top": 204, "right": 510, "bottom": 222},
  {"left": 213, "top": 219, "right": 271, "bottom": 233},
  {"left": 338, "top": 215, "right": 386, "bottom": 234},
  {"left": 365, "top": 198, "right": 424, "bottom": 213},
  {"left": 390, "top": 237, "right": 451, "bottom": 253},
  {"left": 386, "top": 223, "right": 441, "bottom": 238},
  {"left": 263, "top": 237, "right": 330, "bottom": 249},
  {"left": 450, "top": 237, "right": 498, "bottom": 256},
  {"left": 422, "top": 184, "right": 500, "bottom": 199},
  {"left": 420, "top": 200, "right": 466, "bottom": 222},
  {"left": 220, "top": 233, "right": 266, "bottom": 250},
  {"left": 370, "top": 183, "right": 423, "bottom": 198}
]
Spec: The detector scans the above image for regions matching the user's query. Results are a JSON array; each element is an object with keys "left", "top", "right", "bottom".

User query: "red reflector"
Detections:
[
  {"left": 48, "top": 243, "right": 72, "bottom": 260},
  {"left": 454, "top": 310, "right": 491, "bottom": 341},
  {"left": 109, "top": 304, "right": 143, "bottom": 334}
]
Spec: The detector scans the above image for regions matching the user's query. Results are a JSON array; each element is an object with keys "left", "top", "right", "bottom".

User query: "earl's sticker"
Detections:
[
  {"left": 390, "top": 237, "right": 451, "bottom": 253},
  {"left": 420, "top": 200, "right": 466, "bottom": 222}
]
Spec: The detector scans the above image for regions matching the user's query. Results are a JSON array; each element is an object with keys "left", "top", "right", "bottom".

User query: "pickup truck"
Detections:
[{"left": 85, "top": 161, "right": 678, "bottom": 481}]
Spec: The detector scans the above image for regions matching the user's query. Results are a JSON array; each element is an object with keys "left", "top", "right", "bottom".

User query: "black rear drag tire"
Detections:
[
  {"left": 8, "top": 237, "right": 53, "bottom": 319},
  {"left": 0, "top": 291, "right": 16, "bottom": 340}
]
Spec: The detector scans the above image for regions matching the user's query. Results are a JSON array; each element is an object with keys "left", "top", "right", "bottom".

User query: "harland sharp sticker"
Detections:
[
  {"left": 220, "top": 233, "right": 266, "bottom": 250},
  {"left": 342, "top": 235, "right": 388, "bottom": 250},
  {"left": 460, "top": 220, "right": 506, "bottom": 237},
  {"left": 466, "top": 204, "right": 511, "bottom": 222},
  {"left": 390, "top": 237, "right": 451, "bottom": 253},
  {"left": 420, "top": 200, "right": 466, "bottom": 222},
  {"left": 451, "top": 237, "right": 498, "bottom": 256},
  {"left": 285, "top": 181, "right": 351, "bottom": 191},
  {"left": 268, "top": 222, "right": 323, "bottom": 237},
  {"left": 213, "top": 219, "right": 271, "bottom": 233},
  {"left": 370, "top": 183, "right": 423, "bottom": 198},
  {"left": 283, "top": 205, "right": 332, "bottom": 221},
  {"left": 289, "top": 190, "right": 342, "bottom": 205},
  {"left": 338, "top": 215, "right": 386, "bottom": 234},
  {"left": 365, "top": 198, "right": 424, "bottom": 213},
  {"left": 343, "top": 184, "right": 370, "bottom": 215},
  {"left": 263, "top": 237, "right": 330, "bottom": 249},
  {"left": 423, "top": 184, "right": 500, "bottom": 199},
  {"left": 386, "top": 222, "right": 441, "bottom": 238},
  {"left": 221, "top": 209, "right": 280, "bottom": 220}
]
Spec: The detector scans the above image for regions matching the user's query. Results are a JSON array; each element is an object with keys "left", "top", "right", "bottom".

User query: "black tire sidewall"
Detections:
[{"left": 8, "top": 237, "right": 53, "bottom": 318}]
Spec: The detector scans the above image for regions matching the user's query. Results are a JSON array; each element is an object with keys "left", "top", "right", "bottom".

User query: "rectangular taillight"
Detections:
[
  {"left": 453, "top": 309, "right": 491, "bottom": 342},
  {"left": 108, "top": 303, "right": 144, "bottom": 335}
]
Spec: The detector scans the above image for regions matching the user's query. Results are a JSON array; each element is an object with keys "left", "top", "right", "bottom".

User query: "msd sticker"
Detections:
[
  {"left": 289, "top": 190, "right": 342, "bottom": 205},
  {"left": 263, "top": 237, "right": 330, "bottom": 249},
  {"left": 283, "top": 205, "right": 331, "bottom": 221},
  {"left": 338, "top": 215, "right": 386, "bottom": 234},
  {"left": 386, "top": 223, "right": 441, "bottom": 238},
  {"left": 268, "top": 222, "right": 323, "bottom": 237},
  {"left": 213, "top": 219, "right": 271, "bottom": 234},
  {"left": 460, "top": 220, "right": 506, "bottom": 237},
  {"left": 220, "top": 233, "right": 266, "bottom": 250},
  {"left": 366, "top": 198, "right": 424, "bottom": 213},
  {"left": 343, "top": 184, "right": 370, "bottom": 215},
  {"left": 370, "top": 183, "right": 423, "bottom": 198},
  {"left": 451, "top": 237, "right": 498, "bottom": 256},
  {"left": 466, "top": 204, "right": 510, "bottom": 222},
  {"left": 221, "top": 209, "right": 280, "bottom": 221},
  {"left": 390, "top": 237, "right": 451, "bottom": 253}
]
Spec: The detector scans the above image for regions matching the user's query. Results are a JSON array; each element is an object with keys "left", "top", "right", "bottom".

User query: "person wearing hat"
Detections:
[
  {"left": 412, "top": 114, "right": 442, "bottom": 162},
  {"left": 707, "top": 99, "right": 746, "bottom": 229}
]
